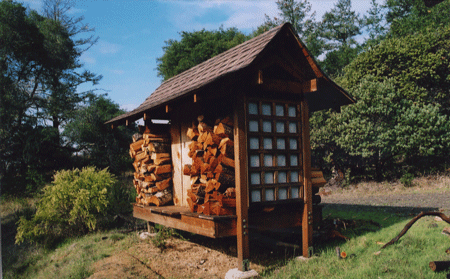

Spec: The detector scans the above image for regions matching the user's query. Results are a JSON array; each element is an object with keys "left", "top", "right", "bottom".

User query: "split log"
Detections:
[
  {"left": 154, "top": 164, "right": 172, "bottom": 175},
  {"left": 147, "top": 142, "right": 171, "bottom": 153},
  {"left": 220, "top": 155, "right": 235, "bottom": 169},
  {"left": 132, "top": 133, "right": 143, "bottom": 142},
  {"left": 150, "top": 189, "right": 173, "bottom": 206},
  {"left": 154, "top": 157, "right": 171, "bottom": 166},
  {"left": 382, "top": 212, "right": 450, "bottom": 249},
  {"left": 156, "top": 178, "right": 172, "bottom": 191},
  {"left": 135, "top": 151, "right": 149, "bottom": 162},
  {"left": 205, "top": 179, "right": 221, "bottom": 193},
  {"left": 187, "top": 127, "right": 200, "bottom": 140},
  {"left": 429, "top": 261, "right": 450, "bottom": 272},
  {"left": 151, "top": 153, "right": 170, "bottom": 160},
  {"left": 198, "top": 122, "right": 213, "bottom": 134},
  {"left": 219, "top": 138, "right": 234, "bottom": 159},
  {"left": 130, "top": 139, "right": 144, "bottom": 155},
  {"left": 183, "top": 164, "right": 193, "bottom": 176},
  {"left": 213, "top": 122, "right": 233, "bottom": 138}
]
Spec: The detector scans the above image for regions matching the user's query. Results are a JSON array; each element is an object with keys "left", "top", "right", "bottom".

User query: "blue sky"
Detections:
[{"left": 21, "top": 0, "right": 374, "bottom": 112}]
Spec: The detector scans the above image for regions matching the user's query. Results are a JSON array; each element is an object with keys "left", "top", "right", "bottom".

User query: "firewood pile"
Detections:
[
  {"left": 184, "top": 115, "right": 237, "bottom": 216},
  {"left": 131, "top": 125, "right": 173, "bottom": 206}
]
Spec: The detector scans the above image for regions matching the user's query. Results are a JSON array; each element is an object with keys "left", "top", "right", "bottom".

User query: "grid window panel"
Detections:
[
  {"left": 249, "top": 137, "right": 259, "bottom": 150},
  {"left": 247, "top": 99, "right": 303, "bottom": 202},
  {"left": 251, "top": 190, "right": 261, "bottom": 202},
  {"left": 249, "top": 102, "right": 258, "bottom": 115},
  {"left": 276, "top": 104, "right": 284, "bottom": 116},
  {"left": 262, "top": 103, "right": 271, "bottom": 115},
  {"left": 263, "top": 121, "right": 272, "bottom": 132},
  {"left": 249, "top": 120, "right": 259, "bottom": 132}
]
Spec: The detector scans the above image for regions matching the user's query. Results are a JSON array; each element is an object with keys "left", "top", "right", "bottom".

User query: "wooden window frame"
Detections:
[{"left": 247, "top": 98, "right": 304, "bottom": 203}]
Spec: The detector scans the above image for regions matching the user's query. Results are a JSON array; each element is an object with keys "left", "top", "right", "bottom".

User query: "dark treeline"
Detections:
[
  {"left": 2, "top": 0, "right": 449, "bottom": 196},
  {"left": 157, "top": 0, "right": 450, "bottom": 183},
  {"left": 0, "top": 0, "right": 134, "bottom": 196}
]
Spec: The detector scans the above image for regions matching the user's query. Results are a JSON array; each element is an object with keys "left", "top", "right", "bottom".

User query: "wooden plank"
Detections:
[
  {"left": 234, "top": 93, "right": 250, "bottom": 271},
  {"left": 301, "top": 99, "right": 313, "bottom": 258},
  {"left": 133, "top": 204, "right": 236, "bottom": 238},
  {"left": 258, "top": 78, "right": 318, "bottom": 95},
  {"left": 170, "top": 118, "right": 183, "bottom": 206},
  {"left": 180, "top": 121, "right": 192, "bottom": 207}
]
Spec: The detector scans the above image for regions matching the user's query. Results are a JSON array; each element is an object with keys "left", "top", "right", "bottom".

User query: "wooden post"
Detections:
[
  {"left": 301, "top": 99, "right": 313, "bottom": 257},
  {"left": 234, "top": 93, "right": 250, "bottom": 271}
]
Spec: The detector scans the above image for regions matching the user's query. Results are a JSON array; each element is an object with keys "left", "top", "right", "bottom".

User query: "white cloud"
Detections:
[
  {"left": 80, "top": 52, "right": 96, "bottom": 65},
  {"left": 167, "top": 0, "right": 374, "bottom": 34},
  {"left": 98, "top": 40, "right": 122, "bottom": 54}
]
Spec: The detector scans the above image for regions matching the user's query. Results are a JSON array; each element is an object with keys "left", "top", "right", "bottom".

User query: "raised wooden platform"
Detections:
[{"left": 133, "top": 204, "right": 237, "bottom": 238}]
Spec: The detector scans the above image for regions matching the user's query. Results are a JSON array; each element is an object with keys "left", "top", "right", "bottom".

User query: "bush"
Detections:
[
  {"left": 15, "top": 167, "right": 127, "bottom": 246},
  {"left": 400, "top": 173, "right": 415, "bottom": 187}
]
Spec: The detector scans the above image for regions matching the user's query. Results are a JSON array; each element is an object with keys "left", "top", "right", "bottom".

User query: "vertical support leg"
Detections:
[
  {"left": 301, "top": 100, "right": 313, "bottom": 257},
  {"left": 234, "top": 94, "right": 250, "bottom": 271}
]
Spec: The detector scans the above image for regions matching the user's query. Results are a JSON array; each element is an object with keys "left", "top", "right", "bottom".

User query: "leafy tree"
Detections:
[
  {"left": 341, "top": 25, "right": 450, "bottom": 111},
  {"left": 156, "top": 27, "right": 248, "bottom": 80},
  {"left": 312, "top": 77, "right": 450, "bottom": 181},
  {"left": 0, "top": 1, "right": 101, "bottom": 194},
  {"left": 254, "top": 0, "right": 324, "bottom": 57},
  {"left": 63, "top": 95, "right": 135, "bottom": 174},
  {"left": 385, "top": 0, "right": 450, "bottom": 38},
  {"left": 320, "top": 0, "right": 361, "bottom": 47},
  {"left": 319, "top": 0, "right": 362, "bottom": 76},
  {"left": 362, "top": 0, "right": 388, "bottom": 46},
  {"left": 40, "top": 0, "right": 101, "bottom": 134}
]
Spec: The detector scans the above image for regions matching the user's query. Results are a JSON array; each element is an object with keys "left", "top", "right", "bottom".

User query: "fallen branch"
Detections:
[
  {"left": 382, "top": 211, "right": 450, "bottom": 249},
  {"left": 429, "top": 261, "right": 450, "bottom": 272}
]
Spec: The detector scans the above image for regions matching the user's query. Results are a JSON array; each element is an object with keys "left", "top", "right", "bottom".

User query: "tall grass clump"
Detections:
[{"left": 15, "top": 167, "right": 130, "bottom": 247}]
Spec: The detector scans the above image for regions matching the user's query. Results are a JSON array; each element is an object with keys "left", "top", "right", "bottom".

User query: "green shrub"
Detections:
[
  {"left": 15, "top": 167, "right": 122, "bottom": 246},
  {"left": 400, "top": 173, "right": 415, "bottom": 187}
]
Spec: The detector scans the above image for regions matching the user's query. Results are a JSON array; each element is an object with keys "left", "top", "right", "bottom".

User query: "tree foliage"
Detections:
[
  {"left": 0, "top": 1, "right": 101, "bottom": 194},
  {"left": 63, "top": 95, "right": 135, "bottom": 174},
  {"left": 156, "top": 27, "right": 248, "bottom": 81},
  {"left": 15, "top": 167, "right": 125, "bottom": 246},
  {"left": 254, "top": 0, "right": 324, "bottom": 57},
  {"left": 311, "top": 1, "right": 450, "bottom": 180},
  {"left": 342, "top": 24, "right": 450, "bottom": 110}
]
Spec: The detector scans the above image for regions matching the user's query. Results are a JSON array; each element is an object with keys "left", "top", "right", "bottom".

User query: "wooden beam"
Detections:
[
  {"left": 126, "top": 119, "right": 129, "bottom": 126},
  {"left": 234, "top": 93, "right": 250, "bottom": 271},
  {"left": 301, "top": 99, "right": 313, "bottom": 258},
  {"left": 258, "top": 78, "right": 318, "bottom": 94},
  {"left": 143, "top": 113, "right": 147, "bottom": 121},
  {"left": 166, "top": 105, "right": 172, "bottom": 113},
  {"left": 194, "top": 94, "right": 197, "bottom": 103},
  {"left": 257, "top": 70, "right": 263, "bottom": 84}
]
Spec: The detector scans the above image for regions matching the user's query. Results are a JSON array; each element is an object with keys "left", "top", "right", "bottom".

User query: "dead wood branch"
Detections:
[{"left": 382, "top": 211, "right": 450, "bottom": 249}]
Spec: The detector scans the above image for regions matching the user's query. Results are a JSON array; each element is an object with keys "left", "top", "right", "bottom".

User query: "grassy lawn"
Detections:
[
  {"left": 262, "top": 205, "right": 450, "bottom": 279},
  {"left": 2, "top": 176, "right": 450, "bottom": 278}
]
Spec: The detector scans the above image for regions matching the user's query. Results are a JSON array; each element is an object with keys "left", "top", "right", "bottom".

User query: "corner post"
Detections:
[
  {"left": 234, "top": 93, "right": 250, "bottom": 271},
  {"left": 301, "top": 99, "right": 313, "bottom": 257}
]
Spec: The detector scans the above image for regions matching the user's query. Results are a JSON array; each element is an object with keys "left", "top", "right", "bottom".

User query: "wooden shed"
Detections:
[{"left": 107, "top": 23, "right": 354, "bottom": 271}]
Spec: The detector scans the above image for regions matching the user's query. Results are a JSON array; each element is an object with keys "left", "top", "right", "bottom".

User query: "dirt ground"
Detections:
[
  {"left": 87, "top": 234, "right": 265, "bottom": 279},
  {"left": 87, "top": 176, "right": 450, "bottom": 278}
]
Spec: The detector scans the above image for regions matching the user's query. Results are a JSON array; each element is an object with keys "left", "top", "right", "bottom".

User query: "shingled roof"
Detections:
[{"left": 107, "top": 23, "right": 353, "bottom": 126}]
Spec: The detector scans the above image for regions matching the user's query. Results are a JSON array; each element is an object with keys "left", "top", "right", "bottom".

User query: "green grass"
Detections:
[
  {"left": 1, "top": 196, "right": 140, "bottom": 279},
  {"left": 3, "top": 230, "right": 139, "bottom": 279},
  {"left": 263, "top": 205, "right": 450, "bottom": 279},
  {"left": 3, "top": 176, "right": 450, "bottom": 278}
]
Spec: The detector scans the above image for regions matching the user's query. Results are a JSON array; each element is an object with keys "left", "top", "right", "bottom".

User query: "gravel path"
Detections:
[{"left": 321, "top": 189, "right": 450, "bottom": 213}]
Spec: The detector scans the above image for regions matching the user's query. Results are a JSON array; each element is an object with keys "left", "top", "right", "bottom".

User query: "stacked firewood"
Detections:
[
  {"left": 184, "top": 115, "right": 236, "bottom": 216},
  {"left": 131, "top": 126, "right": 173, "bottom": 206}
]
